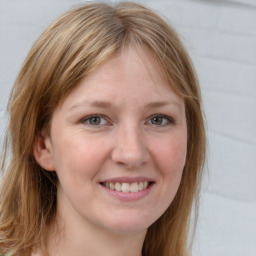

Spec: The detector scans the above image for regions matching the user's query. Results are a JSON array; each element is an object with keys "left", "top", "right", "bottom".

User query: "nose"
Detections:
[{"left": 111, "top": 125, "right": 150, "bottom": 169}]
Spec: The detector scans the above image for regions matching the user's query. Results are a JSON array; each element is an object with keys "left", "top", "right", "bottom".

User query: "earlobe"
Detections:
[{"left": 33, "top": 133, "right": 55, "bottom": 171}]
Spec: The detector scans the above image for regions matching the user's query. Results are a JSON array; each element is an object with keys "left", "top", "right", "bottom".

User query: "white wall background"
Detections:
[{"left": 0, "top": 0, "right": 255, "bottom": 255}]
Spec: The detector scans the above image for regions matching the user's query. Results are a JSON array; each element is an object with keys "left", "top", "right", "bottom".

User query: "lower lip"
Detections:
[{"left": 100, "top": 184, "right": 153, "bottom": 202}]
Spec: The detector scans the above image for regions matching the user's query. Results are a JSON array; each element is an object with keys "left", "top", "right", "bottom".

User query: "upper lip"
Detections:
[{"left": 99, "top": 176, "right": 155, "bottom": 184}]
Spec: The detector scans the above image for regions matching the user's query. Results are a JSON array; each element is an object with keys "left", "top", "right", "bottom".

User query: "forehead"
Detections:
[{"left": 59, "top": 46, "right": 184, "bottom": 111}]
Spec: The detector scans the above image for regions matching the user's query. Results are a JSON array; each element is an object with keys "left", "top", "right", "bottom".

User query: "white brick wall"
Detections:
[{"left": 1, "top": 0, "right": 255, "bottom": 255}]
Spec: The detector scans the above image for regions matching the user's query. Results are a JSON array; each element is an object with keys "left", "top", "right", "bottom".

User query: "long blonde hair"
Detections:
[{"left": 0, "top": 2, "right": 206, "bottom": 255}]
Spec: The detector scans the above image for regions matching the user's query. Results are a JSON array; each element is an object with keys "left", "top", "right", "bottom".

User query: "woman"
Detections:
[{"left": 0, "top": 2, "right": 206, "bottom": 256}]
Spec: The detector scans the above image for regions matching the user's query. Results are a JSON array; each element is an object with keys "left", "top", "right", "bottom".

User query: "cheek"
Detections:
[
  {"left": 154, "top": 134, "right": 187, "bottom": 175},
  {"left": 147, "top": 133, "right": 187, "bottom": 219},
  {"left": 52, "top": 133, "right": 110, "bottom": 181},
  {"left": 152, "top": 132, "right": 187, "bottom": 203}
]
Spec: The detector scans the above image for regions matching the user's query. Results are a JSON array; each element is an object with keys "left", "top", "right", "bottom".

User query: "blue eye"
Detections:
[
  {"left": 82, "top": 115, "right": 108, "bottom": 126},
  {"left": 148, "top": 115, "right": 174, "bottom": 126}
]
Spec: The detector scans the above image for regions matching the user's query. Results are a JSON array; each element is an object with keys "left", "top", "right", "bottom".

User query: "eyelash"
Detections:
[
  {"left": 81, "top": 115, "right": 109, "bottom": 126},
  {"left": 80, "top": 114, "right": 175, "bottom": 127},
  {"left": 147, "top": 114, "right": 175, "bottom": 126}
]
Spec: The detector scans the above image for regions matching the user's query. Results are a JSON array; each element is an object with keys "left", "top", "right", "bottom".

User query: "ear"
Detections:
[{"left": 33, "top": 132, "right": 55, "bottom": 171}]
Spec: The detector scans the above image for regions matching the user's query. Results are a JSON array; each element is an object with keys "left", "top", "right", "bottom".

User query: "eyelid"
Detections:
[
  {"left": 147, "top": 113, "right": 175, "bottom": 126},
  {"left": 79, "top": 113, "right": 175, "bottom": 127},
  {"left": 80, "top": 114, "right": 111, "bottom": 126}
]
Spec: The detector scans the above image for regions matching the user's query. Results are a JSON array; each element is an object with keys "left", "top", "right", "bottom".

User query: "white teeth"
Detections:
[
  {"left": 121, "top": 183, "right": 130, "bottom": 193},
  {"left": 115, "top": 182, "right": 122, "bottom": 191},
  {"left": 103, "top": 181, "right": 150, "bottom": 193},
  {"left": 138, "top": 182, "right": 144, "bottom": 191},
  {"left": 110, "top": 182, "right": 115, "bottom": 190},
  {"left": 130, "top": 182, "right": 139, "bottom": 193}
]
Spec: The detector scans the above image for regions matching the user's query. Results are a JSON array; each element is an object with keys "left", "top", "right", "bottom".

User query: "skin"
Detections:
[{"left": 34, "top": 46, "right": 187, "bottom": 256}]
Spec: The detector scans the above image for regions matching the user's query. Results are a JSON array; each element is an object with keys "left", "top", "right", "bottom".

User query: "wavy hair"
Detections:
[{"left": 0, "top": 2, "right": 206, "bottom": 255}]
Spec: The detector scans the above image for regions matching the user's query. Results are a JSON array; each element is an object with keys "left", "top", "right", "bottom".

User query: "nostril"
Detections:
[{"left": 111, "top": 148, "right": 149, "bottom": 170}]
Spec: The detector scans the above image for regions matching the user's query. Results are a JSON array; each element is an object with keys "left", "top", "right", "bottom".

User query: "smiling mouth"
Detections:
[{"left": 100, "top": 181, "right": 154, "bottom": 193}]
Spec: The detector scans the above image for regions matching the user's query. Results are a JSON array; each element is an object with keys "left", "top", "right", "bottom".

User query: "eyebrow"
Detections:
[
  {"left": 69, "top": 100, "right": 182, "bottom": 111},
  {"left": 145, "top": 101, "right": 173, "bottom": 109},
  {"left": 69, "top": 101, "right": 112, "bottom": 111},
  {"left": 145, "top": 101, "right": 183, "bottom": 113}
]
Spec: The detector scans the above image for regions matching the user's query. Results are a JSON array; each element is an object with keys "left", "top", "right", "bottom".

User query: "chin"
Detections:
[{"left": 102, "top": 214, "right": 154, "bottom": 234}]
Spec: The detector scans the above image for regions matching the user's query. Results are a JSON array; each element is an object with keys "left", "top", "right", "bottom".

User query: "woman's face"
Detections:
[{"left": 44, "top": 47, "right": 187, "bottom": 235}]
